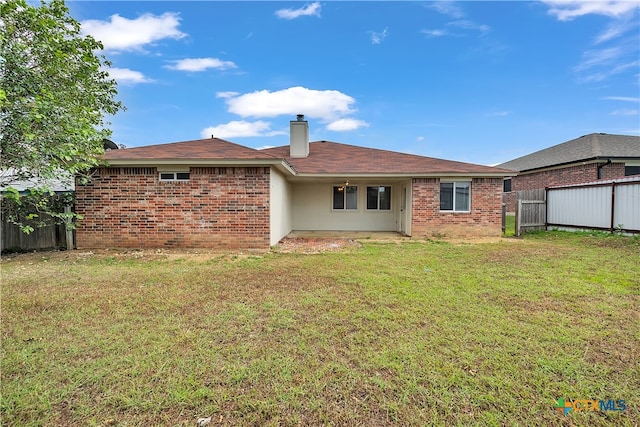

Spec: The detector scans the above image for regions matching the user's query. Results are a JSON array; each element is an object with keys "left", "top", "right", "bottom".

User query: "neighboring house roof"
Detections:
[
  {"left": 0, "top": 169, "right": 74, "bottom": 193},
  {"left": 1, "top": 140, "right": 119, "bottom": 193},
  {"left": 498, "top": 133, "right": 640, "bottom": 173},
  {"left": 104, "top": 138, "right": 512, "bottom": 177}
]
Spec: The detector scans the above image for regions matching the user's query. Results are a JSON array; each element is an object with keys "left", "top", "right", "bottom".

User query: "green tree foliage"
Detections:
[
  {"left": 2, "top": 186, "right": 77, "bottom": 234},
  {"left": 0, "top": 0, "right": 124, "bottom": 232}
]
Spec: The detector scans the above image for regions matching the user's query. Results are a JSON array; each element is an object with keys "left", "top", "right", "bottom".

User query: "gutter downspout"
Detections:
[{"left": 597, "top": 159, "right": 612, "bottom": 179}]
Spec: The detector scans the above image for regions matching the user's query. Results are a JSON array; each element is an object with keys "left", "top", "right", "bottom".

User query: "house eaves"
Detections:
[
  {"left": 104, "top": 158, "right": 297, "bottom": 175},
  {"left": 291, "top": 172, "right": 512, "bottom": 179},
  {"left": 513, "top": 156, "right": 640, "bottom": 175}
]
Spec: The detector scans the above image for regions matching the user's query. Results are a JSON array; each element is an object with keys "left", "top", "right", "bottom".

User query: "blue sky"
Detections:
[{"left": 69, "top": 1, "right": 640, "bottom": 166}]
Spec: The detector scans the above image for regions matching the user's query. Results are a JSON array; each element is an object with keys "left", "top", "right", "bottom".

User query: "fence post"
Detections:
[
  {"left": 610, "top": 182, "right": 616, "bottom": 233},
  {"left": 64, "top": 204, "right": 74, "bottom": 250},
  {"left": 515, "top": 199, "right": 521, "bottom": 237},
  {"left": 501, "top": 203, "right": 506, "bottom": 233}
]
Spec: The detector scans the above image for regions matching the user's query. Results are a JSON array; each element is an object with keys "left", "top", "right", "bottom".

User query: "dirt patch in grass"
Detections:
[
  {"left": 0, "top": 247, "right": 268, "bottom": 264},
  {"left": 273, "top": 237, "right": 363, "bottom": 254}
]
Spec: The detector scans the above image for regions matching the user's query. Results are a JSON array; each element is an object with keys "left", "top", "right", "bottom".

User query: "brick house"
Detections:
[
  {"left": 75, "top": 116, "right": 513, "bottom": 249},
  {"left": 499, "top": 133, "right": 640, "bottom": 212}
]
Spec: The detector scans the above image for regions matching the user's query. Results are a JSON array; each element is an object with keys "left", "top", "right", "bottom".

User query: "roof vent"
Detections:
[{"left": 297, "top": 114, "right": 305, "bottom": 121}]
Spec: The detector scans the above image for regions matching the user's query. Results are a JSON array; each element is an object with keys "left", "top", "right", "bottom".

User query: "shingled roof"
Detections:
[
  {"left": 498, "top": 133, "right": 640, "bottom": 173},
  {"left": 104, "top": 138, "right": 278, "bottom": 161},
  {"left": 262, "top": 141, "right": 510, "bottom": 175},
  {"left": 103, "top": 137, "right": 511, "bottom": 176}
]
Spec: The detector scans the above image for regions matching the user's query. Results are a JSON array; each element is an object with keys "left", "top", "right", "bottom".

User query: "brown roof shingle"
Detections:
[
  {"left": 105, "top": 138, "right": 278, "bottom": 161},
  {"left": 104, "top": 137, "right": 512, "bottom": 175},
  {"left": 262, "top": 141, "right": 511, "bottom": 175}
]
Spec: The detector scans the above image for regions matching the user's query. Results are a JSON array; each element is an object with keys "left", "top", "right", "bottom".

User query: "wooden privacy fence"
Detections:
[
  {"left": 547, "top": 177, "right": 640, "bottom": 234},
  {"left": 515, "top": 189, "right": 546, "bottom": 237},
  {"left": 1, "top": 197, "right": 75, "bottom": 253},
  {"left": 1, "top": 220, "right": 72, "bottom": 253}
]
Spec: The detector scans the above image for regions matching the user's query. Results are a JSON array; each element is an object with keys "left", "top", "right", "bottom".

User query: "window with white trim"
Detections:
[
  {"left": 367, "top": 186, "right": 391, "bottom": 210},
  {"left": 333, "top": 185, "right": 358, "bottom": 210},
  {"left": 159, "top": 172, "right": 190, "bottom": 181},
  {"left": 440, "top": 181, "right": 470, "bottom": 212}
]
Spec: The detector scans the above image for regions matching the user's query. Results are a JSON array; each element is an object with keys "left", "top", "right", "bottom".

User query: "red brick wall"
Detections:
[
  {"left": 411, "top": 177, "right": 503, "bottom": 238},
  {"left": 503, "top": 162, "right": 626, "bottom": 212},
  {"left": 75, "top": 167, "right": 271, "bottom": 249}
]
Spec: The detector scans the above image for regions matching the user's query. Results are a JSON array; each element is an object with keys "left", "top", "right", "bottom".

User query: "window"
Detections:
[
  {"left": 503, "top": 178, "right": 512, "bottom": 192},
  {"left": 440, "top": 181, "right": 470, "bottom": 212},
  {"left": 159, "top": 172, "right": 190, "bottom": 181},
  {"left": 625, "top": 165, "right": 640, "bottom": 176},
  {"left": 333, "top": 185, "right": 358, "bottom": 210},
  {"left": 367, "top": 186, "right": 391, "bottom": 210}
]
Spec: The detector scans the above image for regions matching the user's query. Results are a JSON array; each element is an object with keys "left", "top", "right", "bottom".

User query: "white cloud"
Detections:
[
  {"left": 595, "top": 18, "right": 639, "bottom": 44},
  {"left": 421, "top": 29, "right": 449, "bottom": 38},
  {"left": 574, "top": 46, "right": 622, "bottom": 72},
  {"left": 370, "top": 27, "right": 389, "bottom": 45},
  {"left": 603, "top": 96, "right": 640, "bottom": 102},
  {"left": 103, "top": 67, "right": 152, "bottom": 84},
  {"left": 223, "top": 86, "right": 357, "bottom": 122},
  {"left": 610, "top": 109, "right": 639, "bottom": 116},
  {"left": 326, "top": 118, "right": 369, "bottom": 132},
  {"left": 216, "top": 91, "right": 240, "bottom": 99},
  {"left": 216, "top": 90, "right": 240, "bottom": 98},
  {"left": 542, "top": 1, "right": 640, "bottom": 21},
  {"left": 448, "top": 20, "right": 490, "bottom": 33},
  {"left": 200, "top": 120, "right": 285, "bottom": 139},
  {"left": 81, "top": 12, "right": 186, "bottom": 52},
  {"left": 549, "top": 2, "right": 640, "bottom": 85},
  {"left": 427, "top": 1, "right": 464, "bottom": 19},
  {"left": 416, "top": 136, "right": 425, "bottom": 142},
  {"left": 485, "top": 111, "right": 510, "bottom": 117},
  {"left": 166, "top": 57, "right": 237, "bottom": 72},
  {"left": 578, "top": 58, "right": 639, "bottom": 83},
  {"left": 275, "top": 2, "right": 321, "bottom": 20}
]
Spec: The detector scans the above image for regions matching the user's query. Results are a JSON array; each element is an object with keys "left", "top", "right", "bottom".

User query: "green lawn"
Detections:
[
  {"left": 2, "top": 232, "right": 639, "bottom": 426},
  {"left": 503, "top": 214, "right": 515, "bottom": 237}
]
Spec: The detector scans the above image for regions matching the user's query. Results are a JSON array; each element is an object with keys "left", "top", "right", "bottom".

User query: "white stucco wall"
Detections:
[
  {"left": 269, "top": 168, "right": 293, "bottom": 245},
  {"left": 291, "top": 182, "right": 400, "bottom": 231}
]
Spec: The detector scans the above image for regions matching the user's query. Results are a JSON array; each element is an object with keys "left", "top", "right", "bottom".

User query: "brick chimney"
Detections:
[{"left": 290, "top": 114, "right": 309, "bottom": 158}]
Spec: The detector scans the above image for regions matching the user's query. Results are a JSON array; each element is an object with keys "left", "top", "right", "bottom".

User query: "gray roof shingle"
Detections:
[{"left": 498, "top": 133, "right": 640, "bottom": 172}]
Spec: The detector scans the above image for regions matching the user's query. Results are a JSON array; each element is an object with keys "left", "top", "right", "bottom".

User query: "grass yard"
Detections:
[
  {"left": 503, "top": 214, "right": 515, "bottom": 237},
  {"left": 2, "top": 232, "right": 639, "bottom": 426}
]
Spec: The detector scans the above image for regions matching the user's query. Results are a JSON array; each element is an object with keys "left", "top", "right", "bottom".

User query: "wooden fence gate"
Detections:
[{"left": 515, "top": 189, "right": 546, "bottom": 237}]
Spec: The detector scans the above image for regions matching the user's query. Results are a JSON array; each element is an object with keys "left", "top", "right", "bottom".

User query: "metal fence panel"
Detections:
[
  {"left": 613, "top": 184, "right": 640, "bottom": 231},
  {"left": 547, "top": 186, "right": 612, "bottom": 228}
]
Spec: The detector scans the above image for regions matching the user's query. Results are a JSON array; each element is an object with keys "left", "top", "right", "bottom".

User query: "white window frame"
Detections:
[
  {"left": 159, "top": 172, "right": 190, "bottom": 182},
  {"left": 366, "top": 185, "right": 392, "bottom": 211},
  {"left": 440, "top": 181, "right": 471, "bottom": 212},
  {"left": 332, "top": 185, "right": 358, "bottom": 211}
]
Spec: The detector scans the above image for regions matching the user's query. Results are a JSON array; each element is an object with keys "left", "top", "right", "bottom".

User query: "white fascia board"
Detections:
[{"left": 293, "top": 172, "right": 513, "bottom": 179}]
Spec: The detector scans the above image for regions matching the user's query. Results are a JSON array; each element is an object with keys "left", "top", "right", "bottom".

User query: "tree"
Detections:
[{"left": 0, "top": 0, "right": 124, "bottom": 232}]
